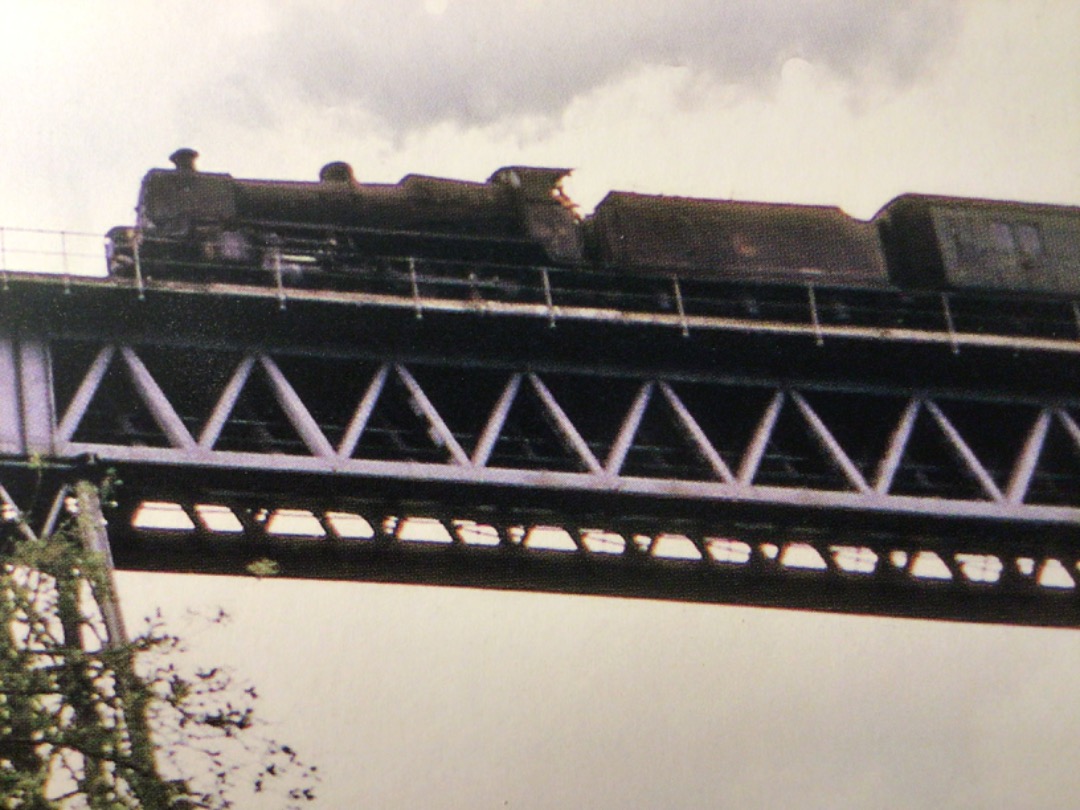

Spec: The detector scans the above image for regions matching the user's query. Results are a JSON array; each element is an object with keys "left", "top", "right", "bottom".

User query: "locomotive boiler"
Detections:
[{"left": 108, "top": 149, "right": 582, "bottom": 283}]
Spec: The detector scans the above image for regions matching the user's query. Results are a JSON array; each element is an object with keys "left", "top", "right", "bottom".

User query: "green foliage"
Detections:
[
  {"left": 0, "top": 484, "right": 318, "bottom": 808},
  {"left": 244, "top": 559, "right": 281, "bottom": 579}
]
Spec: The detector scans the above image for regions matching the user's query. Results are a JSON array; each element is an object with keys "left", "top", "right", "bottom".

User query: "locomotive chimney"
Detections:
[
  {"left": 169, "top": 148, "right": 199, "bottom": 172},
  {"left": 319, "top": 161, "right": 356, "bottom": 185}
]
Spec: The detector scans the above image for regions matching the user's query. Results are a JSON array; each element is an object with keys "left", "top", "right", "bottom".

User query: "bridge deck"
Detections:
[{"left": 1, "top": 268, "right": 1078, "bottom": 626}]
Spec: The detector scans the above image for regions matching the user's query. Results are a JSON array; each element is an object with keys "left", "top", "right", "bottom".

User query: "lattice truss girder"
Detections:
[{"left": 4, "top": 338, "right": 1077, "bottom": 528}]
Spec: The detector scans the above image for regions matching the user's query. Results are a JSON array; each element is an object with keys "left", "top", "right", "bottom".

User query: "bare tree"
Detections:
[{"left": 0, "top": 476, "right": 318, "bottom": 808}]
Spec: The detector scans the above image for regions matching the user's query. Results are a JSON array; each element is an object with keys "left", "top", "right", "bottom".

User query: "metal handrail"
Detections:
[
  {"left": 0, "top": 226, "right": 106, "bottom": 277},
  {"left": 5, "top": 225, "right": 1080, "bottom": 351}
]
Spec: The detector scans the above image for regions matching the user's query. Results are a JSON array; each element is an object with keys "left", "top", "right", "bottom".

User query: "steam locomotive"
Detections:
[{"left": 107, "top": 149, "right": 1080, "bottom": 300}]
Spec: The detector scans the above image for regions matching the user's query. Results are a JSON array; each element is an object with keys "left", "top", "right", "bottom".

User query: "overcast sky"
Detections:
[{"left": 4, "top": 1, "right": 1080, "bottom": 807}]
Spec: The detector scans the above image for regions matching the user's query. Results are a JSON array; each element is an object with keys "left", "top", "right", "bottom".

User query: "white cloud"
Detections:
[
  {"left": 255, "top": 0, "right": 960, "bottom": 132},
  {"left": 0, "top": 2, "right": 1074, "bottom": 236}
]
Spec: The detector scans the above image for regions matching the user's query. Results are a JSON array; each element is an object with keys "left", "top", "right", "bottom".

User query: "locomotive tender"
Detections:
[{"left": 107, "top": 149, "right": 1080, "bottom": 301}]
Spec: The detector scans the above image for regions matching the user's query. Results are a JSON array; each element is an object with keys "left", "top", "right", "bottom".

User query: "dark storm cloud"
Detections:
[{"left": 262, "top": 0, "right": 960, "bottom": 130}]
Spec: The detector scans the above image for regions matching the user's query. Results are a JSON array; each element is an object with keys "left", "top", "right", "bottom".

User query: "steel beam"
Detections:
[
  {"left": 0, "top": 338, "right": 1075, "bottom": 528},
  {"left": 1, "top": 267, "right": 1078, "bottom": 627},
  {"left": 74, "top": 488, "right": 1080, "bottom": 628}
]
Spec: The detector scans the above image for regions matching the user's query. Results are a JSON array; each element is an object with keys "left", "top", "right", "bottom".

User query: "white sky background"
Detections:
[{"left": 2, "top": 0, "right": 1080, "bottom": 806}]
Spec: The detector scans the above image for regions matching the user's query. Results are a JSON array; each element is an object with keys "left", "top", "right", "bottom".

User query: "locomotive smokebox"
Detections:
[{"left": 169, "top": 148, "right": 199, "bottom": 172}]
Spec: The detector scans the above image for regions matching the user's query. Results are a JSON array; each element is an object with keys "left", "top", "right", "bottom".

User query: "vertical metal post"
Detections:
[
  {"left": 16, "top": 339, "right": 56, "bottom": 456},
  {"left": 71, "top": 480, "right": 168, "bottom": 798},
  {"left": 808, "top": 284, "right": 824, "bottom": 346},
  {"left": 60, "top": 231, "right": 71, "bottom": 293},
  {"left": 132, "top": 233, "right": 145, "bottom": 300},
  {"left": 541, "top": 268, "right": 556, "bottom": 327},
  {"left": 0, "top": 338, "right": 21, "bottom": 454},
  {"left": 673, "top": 277, "right": 689, "bottom": 337},
  {"left": 272, "top": 246, "right": 286, "bottom": 310},
  {"left": 73, "top": 480, "right": 129, "bottom": 649},
  {"left": 409, "top": 258, "right": 423, "bottom": 319},
  {"left": 941, "top": 293, "right": 959, "bottom": 354}
]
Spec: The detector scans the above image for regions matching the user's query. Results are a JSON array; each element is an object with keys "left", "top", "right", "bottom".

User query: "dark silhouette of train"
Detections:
[{"left": 107, "top": 149, "right": 1080, "bottom": 300}]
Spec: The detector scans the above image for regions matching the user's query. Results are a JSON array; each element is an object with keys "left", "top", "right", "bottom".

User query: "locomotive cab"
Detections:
[{"left": 489, "top": 166, "right": 582, "bottom": 265}]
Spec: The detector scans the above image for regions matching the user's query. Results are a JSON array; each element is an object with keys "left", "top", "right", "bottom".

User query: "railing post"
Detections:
[{"left": 132, "top": 232, "right": 145, "bottom": 299}]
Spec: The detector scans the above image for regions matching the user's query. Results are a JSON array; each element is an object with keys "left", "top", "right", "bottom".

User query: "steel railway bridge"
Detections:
[{"left": 2, "top": 238, "right": 1080, "bottom": 627}]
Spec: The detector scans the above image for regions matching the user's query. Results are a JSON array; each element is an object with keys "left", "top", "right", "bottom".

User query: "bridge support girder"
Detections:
[{"left": 1, "top": 271, "right": 1079, "bottom": 626}]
